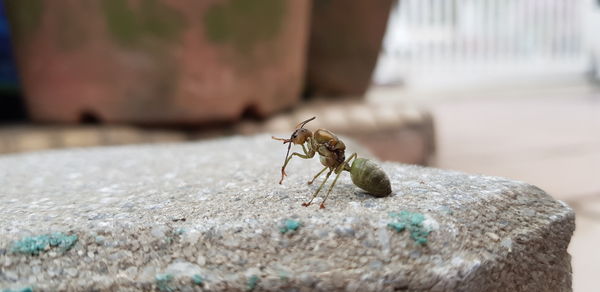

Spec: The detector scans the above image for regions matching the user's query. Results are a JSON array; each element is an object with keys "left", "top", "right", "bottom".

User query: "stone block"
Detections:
[
  {"left": 0, "top": 126, "right": 190, "bottom": 154},
  {"left": 58, "top": 127, "right": 103, "bottom": 148},
  {"left": 10, "top": 129, "right": 56, "bottom": 153},
  {"left": 0, "top": 135, "right": 574, "bottom": 291}
]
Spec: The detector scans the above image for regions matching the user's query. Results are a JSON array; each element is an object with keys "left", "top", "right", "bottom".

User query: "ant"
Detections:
[{"left": 272, "top": 117, "right": 392, "bottom": 208}]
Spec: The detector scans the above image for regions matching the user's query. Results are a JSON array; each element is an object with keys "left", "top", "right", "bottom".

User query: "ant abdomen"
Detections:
[{"left": 350, "top": 158, "right": 392, "bottom": 197}]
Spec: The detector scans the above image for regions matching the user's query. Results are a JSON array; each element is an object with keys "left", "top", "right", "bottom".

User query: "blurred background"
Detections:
[{"left": 0, "top": 0, "right": 598, "bottom": 291}]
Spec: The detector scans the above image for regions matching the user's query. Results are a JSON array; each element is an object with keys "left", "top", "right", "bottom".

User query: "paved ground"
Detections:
[
  {"left": 0, "top": 135, "right": 574, "bottom": 291},
  {"left": 371, "top": 81, "right": 600, "bottom": 292}
]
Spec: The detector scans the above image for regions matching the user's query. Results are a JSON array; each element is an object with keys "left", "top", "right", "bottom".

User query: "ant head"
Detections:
[
  {"left": 272, "top": 116, "right": 316, "bottom": 145},
  {"left": 289, "top": 116, "right": 315, "bottom": 144},
  {"left": 290, "top": 128, "right": 312, "bottom": 144}
]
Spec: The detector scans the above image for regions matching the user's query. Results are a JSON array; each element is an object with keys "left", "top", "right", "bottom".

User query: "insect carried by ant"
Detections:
[{"left": 272, "top": 117, "right": 392, "bottom": 208}]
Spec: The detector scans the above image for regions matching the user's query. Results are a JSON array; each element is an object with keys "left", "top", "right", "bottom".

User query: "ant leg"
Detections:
[
  {"left": 302, "top": 169, "right": 333, "bottom": 207},
  {"left": 301, "top": 144, "right": 310, "bottom": 155},
  {"left": 279, "top": 142, "right": 316, "bottom": 183},
  {"left": 308, "top": 166, "right": 328, "bottom": 185},
  {"left": 320, "top": 153, "right": 358, "bottom": 209},
  {"left": 280, "top": 152, "right": 311, "bottom": 184}
]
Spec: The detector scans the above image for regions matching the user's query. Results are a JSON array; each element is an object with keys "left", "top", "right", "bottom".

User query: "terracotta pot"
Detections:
[
  {"left": 5, "top": 0, "right": 310, "bottom": 124},
  {"left": 305, "top": 0, "right": 393, "bottom": 97}
]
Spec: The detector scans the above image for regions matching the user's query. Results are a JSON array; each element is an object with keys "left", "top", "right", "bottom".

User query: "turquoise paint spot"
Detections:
[
  {"left": 175, "top": 228, "right": 186, "bottom": 235},
  {"left": 155, "top": 273, "right": 174, "bottom": 292},
  {"left": 388, "top": 211, "right": 430, "bottom": 245},
  {"left": 246, "top": 275, "right": 259, "bottom": 291},
  {"left": 415, "top": 237, "right": 428, "bottom": 245},
  {"left": 2, "top": 288, "right": 33, "bottom": 292},
  {"left": 11, "top": 232, "right": 77, "bottom": 255},
  {"left": 192, "top": 274, "right": 203, "bottom": 285},
  {"left": 387, "top": 222, "right": 406, "bottom": 232},
  {"left": 280, "top": 219, "right": 301, "bottom": 234}
]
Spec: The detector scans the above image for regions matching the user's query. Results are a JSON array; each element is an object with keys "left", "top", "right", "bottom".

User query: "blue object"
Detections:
[{"left": 0, "top": 4, "right": 20, "bottom": 90}]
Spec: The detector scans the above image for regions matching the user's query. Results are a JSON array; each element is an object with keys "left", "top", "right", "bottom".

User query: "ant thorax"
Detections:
[
  {"left": 313, "top": 129, "right": 337, "bottom": 145},
  {"left": 312, "top": 129, "right": 346, "bottom": 169}
]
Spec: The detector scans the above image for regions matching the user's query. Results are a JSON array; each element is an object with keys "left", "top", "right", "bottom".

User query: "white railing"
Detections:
[{"left": 374, "top": 0, "right": 589, "bottom": 89}]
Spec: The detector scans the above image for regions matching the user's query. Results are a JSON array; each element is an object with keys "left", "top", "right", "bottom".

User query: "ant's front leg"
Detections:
[
  {"left": 279, "top": 143, "right": 315, "bottom": 184},
  {"left": 279, "top": 152, "right": 309, "bottom": 184}
]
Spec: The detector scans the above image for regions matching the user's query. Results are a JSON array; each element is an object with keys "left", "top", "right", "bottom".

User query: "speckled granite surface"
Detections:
[{"left": 0, "top": 135, "right": 574, "bottom": 291}]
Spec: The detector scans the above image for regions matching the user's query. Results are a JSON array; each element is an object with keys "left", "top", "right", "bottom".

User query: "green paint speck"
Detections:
[
  {"left": 388, "top": 211, "right": 430, "bottom": 245},
  {"left": 387, "top": 222, "right": 406, "bottom": 232},
  {"left": 155, "top": 273, "right": 174, "bottom": 292},
  {"left": 246, "top": 275, "right": 259, "bottom": 291},
  {"left": 2, "top": 287, "right": 33, "bottom": 292},
  {"left": 11, "top": 232, "right": 77, "bottom": 255},
  {"left": 192, "top": 274, "right": 203, "bottom": 285},
  {"left": 280, "top": 219, "right": 301, "bottom": 233}
]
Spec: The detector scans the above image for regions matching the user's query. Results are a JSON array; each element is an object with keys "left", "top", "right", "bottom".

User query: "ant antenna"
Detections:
[
  {"left": 271, "top": 116, "right": 316, "bottom": 143},
  {"left": 295, "top": 116, "right": 316, "bottom": 129}
]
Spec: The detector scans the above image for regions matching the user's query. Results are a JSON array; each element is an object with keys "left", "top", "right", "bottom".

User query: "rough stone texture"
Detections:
[{"left": 0, "top": 135, "right": 574, "bottom": 291}]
